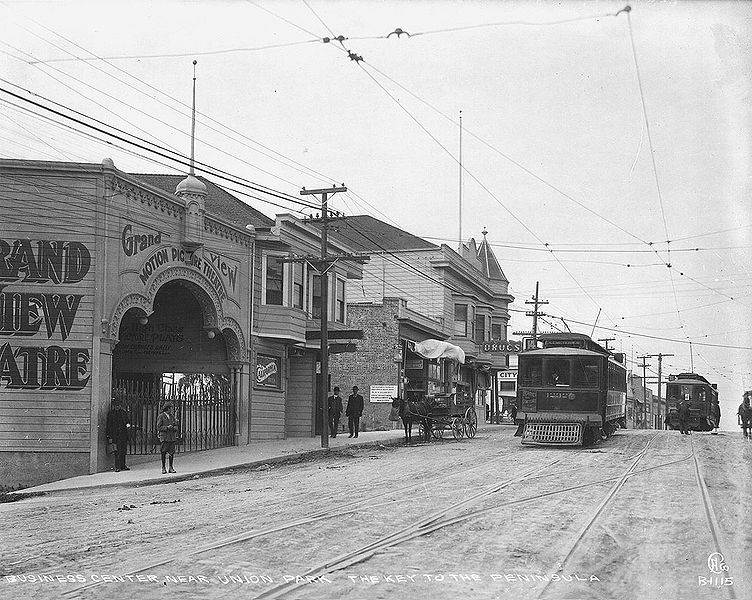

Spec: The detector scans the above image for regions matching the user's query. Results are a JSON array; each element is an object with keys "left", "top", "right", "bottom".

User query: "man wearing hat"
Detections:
[
  {"left": 156, "top": 402, "right": 179, "bottom": 473},
  {"left": 106, "top": 397, "right": 131, "bottom": 472},
  {"left": 345, "top": 386, "right": 364, "bottom": 438}
]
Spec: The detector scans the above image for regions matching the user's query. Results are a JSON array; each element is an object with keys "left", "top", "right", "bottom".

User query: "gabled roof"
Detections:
[
  {"left": 476, "top": 234, "right": 508, "bottom": 282},
  {"left": 131, "top": 173, "right": 275, "bottom": 229},
  {"left": 323, "top": 215, "right": 438, "bottom": 252}
]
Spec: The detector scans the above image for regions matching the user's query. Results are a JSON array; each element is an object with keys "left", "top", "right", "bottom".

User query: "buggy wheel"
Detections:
[
  {"left": 432, "top": 425, "right": 444, "bottom": 439},
  {"left": 464, "top": 408, "right": 478, "bottom": 438},
  {"left": 451, "top": 417, "right": 465, "bottom": 440}
]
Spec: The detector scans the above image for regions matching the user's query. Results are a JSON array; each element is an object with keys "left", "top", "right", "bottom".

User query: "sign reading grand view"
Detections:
[{"left": 480, "top": 340, "right": 522, "bottom": 354}]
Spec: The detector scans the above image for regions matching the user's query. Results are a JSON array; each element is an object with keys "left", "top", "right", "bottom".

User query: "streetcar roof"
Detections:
[{"left": 520, "top": 348, "right": 604, "bottom": 357}]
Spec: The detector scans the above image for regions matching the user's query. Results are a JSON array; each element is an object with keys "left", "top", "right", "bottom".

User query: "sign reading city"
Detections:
[{"left": 480, "top": 341, "right": 522, "bottom": 354}]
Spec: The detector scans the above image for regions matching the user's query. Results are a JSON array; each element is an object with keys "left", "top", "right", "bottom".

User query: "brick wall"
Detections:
[{"left": 329, "top": 299, "right": 402, "bottom": 432}]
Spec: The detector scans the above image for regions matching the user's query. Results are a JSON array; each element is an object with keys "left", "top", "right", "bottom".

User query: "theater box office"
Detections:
[{"left": 0, "top": 159, "right": 255, "bottom": 489}]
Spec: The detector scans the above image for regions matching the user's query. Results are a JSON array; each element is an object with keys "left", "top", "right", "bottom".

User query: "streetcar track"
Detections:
[
  {"left": 251, "top": 455, "right": 577, "bottom": 600},
  {"left": 57, "top": 439, "right": 533, "bottom": 598},
  {"left": 534, "top": 432, "right": 661, "bottom": 599},
  {"left": 690, "top": 435, "right": 739, "bottom": 600}
]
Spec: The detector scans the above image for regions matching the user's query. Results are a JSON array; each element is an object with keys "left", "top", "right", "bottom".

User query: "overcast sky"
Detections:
[{"left": 1, "top": 0, "right": 750, "bottom": 430}]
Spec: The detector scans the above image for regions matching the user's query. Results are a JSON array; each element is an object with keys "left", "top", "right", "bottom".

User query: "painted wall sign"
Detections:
[
  {"left": 122, "top": 229, "right": 241, "bottom": 306},
  {"left": 480, "top": 340, "right": 522, "bottom": 354},
  {"left": 255, "top": 354, "right": 281, "bottom": 389},
  {"left": 369, "top": 385, "right": 398, "bottom": 403},
  {"left": 0, "top": 238, "right": 92, "bottom": 391}
]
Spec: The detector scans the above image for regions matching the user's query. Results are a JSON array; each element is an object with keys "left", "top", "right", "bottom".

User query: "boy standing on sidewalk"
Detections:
[
  {"left": 157, "top": 402, "right": 179, "bottom": 473},
  {"left": 328, "top": 387, "right": 343, "bottom": 437}
]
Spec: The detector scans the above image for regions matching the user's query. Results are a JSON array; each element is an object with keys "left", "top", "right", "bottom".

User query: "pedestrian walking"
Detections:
[
  {"left": 328, "top": 386, "right": 343, "bottom": 437},
  {"left": 346, "top": 386, "right": 364, "bottom": 438},
  {"left": 156, "top": 402, "right": 179, "bottom": 473},
  {"left": 510, "top": 403, "right": 518, "bottom": 422},
  {"left": 678, "top": 397, "right": 691, "bottom": 435},
  {"left": 106, "top": 396, "right": 131, "bottom": 472},
  {"left": 709, "top": 399, "right": 721, "bottom": 434},
  {"left": 738, "top": 394, "right": 752, "bottom": 439}
]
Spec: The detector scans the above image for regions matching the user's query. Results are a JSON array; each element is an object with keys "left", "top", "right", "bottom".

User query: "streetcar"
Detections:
[
  {"left": 665, "top": 373, "right": 719, "bottom": 432},
  {"left": 515, "top": 333, "right": 627, "bottom": 446}
]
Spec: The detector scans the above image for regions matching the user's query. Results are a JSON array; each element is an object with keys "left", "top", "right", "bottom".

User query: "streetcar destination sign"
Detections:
[{"left": 480, "top": 341, "right": 522, "bottom": 354}]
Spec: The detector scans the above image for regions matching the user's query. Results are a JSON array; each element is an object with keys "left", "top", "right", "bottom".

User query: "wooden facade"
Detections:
[{"left": 0, "top": 159, "right": 257, "bottom": 489}]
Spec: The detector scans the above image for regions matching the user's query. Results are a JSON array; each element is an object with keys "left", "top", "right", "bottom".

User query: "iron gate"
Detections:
[{"left": 113, "top": 374, "right": 237, "bottom": 455}]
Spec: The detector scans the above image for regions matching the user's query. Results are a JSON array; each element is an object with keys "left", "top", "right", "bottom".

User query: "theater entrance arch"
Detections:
[{"left": 111, "top": 277, "right": 241, "bottom": 454}]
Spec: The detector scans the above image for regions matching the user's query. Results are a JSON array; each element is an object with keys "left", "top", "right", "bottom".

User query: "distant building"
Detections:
[{"left": 627, "top": 373, "right": 654, "bottom": 429}]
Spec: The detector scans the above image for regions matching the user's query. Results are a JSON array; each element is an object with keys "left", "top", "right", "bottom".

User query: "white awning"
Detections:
[{"left": 412, "top": 339, "right": 465, "bottom": 364}]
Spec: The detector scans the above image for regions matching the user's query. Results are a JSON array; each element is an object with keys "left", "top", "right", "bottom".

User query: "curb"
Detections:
[{"left": 8, "top": 435, "right": 407, "bottom": 497}]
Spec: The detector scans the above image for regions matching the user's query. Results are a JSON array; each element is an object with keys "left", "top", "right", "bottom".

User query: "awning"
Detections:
[{"left": 411, "top": 339, "right": 465, "bottom": 364}]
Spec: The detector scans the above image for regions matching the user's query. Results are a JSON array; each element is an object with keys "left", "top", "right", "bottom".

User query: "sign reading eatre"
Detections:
[{"left": 480, "top": 340, "right": 522, "bottom": 354}]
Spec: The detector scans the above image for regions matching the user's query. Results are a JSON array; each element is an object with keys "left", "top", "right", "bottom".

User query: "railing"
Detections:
[{"left": 113, "top": 374, "right": 236, "bottom": 455}]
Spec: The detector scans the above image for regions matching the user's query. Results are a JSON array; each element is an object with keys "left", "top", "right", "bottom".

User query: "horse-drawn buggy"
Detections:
[{"left": 391, "top": 339, "right": 480, "bottom": 443}]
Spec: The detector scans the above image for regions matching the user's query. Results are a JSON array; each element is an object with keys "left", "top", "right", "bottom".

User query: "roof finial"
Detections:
[
  {"left": 482, "top": 227, "right": 488, "bottom": 237},
  {"left": 190, "top": 60, "right": 197, "bottom": 176}
]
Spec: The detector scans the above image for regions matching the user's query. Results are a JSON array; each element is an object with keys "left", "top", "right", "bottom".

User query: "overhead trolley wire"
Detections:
[{"left": 0, "top": 83, "right": 322, "bottom": 212}]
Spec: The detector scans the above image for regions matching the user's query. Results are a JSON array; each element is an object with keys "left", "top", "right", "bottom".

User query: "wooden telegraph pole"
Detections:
[
  {"left": 297, "top": 185, "right": 368, "bottom": 448},
  {"left": 525, "top": 282, "right": 549, "bottom": 349}
]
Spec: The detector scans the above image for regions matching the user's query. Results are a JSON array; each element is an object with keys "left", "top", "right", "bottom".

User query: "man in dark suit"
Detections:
[
  {"left": 106, "top": 397, "right": 131, "bottom": 472},
  {"left": 328, "top": 386, "right": 343, "bottom": 437},
  {"left": 346, "top": 386, "right": 364, "bottom": 438}
]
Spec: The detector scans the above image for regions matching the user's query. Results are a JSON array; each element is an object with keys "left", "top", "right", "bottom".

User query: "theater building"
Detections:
[{"left": 0, "top": 158, "right": 362, "bottom": 489}]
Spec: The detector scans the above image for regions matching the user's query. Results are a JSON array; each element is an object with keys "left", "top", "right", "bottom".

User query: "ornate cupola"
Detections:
[{"left": 177, "top": 60, "right": 206, "bottom": 251}]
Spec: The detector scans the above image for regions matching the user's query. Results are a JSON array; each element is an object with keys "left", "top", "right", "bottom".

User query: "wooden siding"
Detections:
[
  {"left": 255, "top": 305, "right": 307, "bottom": 342},
  {"left": 250, "top": 341, "right": 286, "bottom": 440},
  {"left": 353, "top": 251, "right": 445, "bottom": 321},
  {"left": 286, "top": 354, "right": 315, "bottom": 437},
  {"left": 1, "top": 173, "right": 98, "bottom": 453}
]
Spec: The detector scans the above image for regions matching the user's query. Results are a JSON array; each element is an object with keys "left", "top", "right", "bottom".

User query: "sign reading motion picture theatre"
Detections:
[{"left": 0, "top": 238, "right": 92, "bottom": 390}]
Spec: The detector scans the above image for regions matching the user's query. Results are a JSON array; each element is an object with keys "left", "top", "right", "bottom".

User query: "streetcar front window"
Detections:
[
  {"left": 545, "top": 358, "right": 570, "bottom": 386},
  {"left": 520, "top": 358, "right": 542, "bottom": 386}
]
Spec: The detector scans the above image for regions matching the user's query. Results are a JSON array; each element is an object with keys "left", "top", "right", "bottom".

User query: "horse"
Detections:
[{"left": 392, "top": 396, "right": 433, "bottom": 443}]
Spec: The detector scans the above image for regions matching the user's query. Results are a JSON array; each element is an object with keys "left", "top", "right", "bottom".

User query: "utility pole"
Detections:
[
  {"left": 525, "top": 282, "right": 549, "bottom": 349},
  {"left": 598, "top": 338, "right": 616, "bottom": 353},
  {"left": 295, "top": 185, "right": 369, "bottom": 449},
  {"left": 641, "top": 353, "right": 674, "bottom": 430},
  {"left": 637, "top": 355, "right": 652, "bottom": 428}
]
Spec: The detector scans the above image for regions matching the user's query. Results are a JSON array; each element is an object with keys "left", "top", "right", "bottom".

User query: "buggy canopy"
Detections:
[{"left": 411, "top": 339, "right": 466, "bottom": 364}]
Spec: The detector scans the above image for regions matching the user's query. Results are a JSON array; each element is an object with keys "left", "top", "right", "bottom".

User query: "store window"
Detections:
[
  {"left": 292, "top": 263, "right": 305, "bottom": 309},
  {"left": 475, "top": 313, "right": 486, "bottom": 342},
  {"left": 335, "top": 278, "right": 345, "bottom": 323},
  {"left": 454, "top": 304, "right": 468, "bottom": 336},
  {"left": 264, "top": 254, "right": 285, "bottom": 305},
  {"left": 308, "top": 274, "right": 322, "bottom": 319}
]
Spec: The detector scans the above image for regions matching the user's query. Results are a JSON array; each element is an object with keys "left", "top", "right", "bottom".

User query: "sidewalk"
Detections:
[{"left": 12, "top": 420, "right": 506, "bottom": 496}]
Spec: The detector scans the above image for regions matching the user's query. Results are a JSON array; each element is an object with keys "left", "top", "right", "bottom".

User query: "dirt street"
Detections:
[{"left": 1, "top": 428, "right": 750, "bottom": 600}]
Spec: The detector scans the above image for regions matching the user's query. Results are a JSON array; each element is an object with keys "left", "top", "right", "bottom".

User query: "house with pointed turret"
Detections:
[{"left": 326, "top": 216, "right": 514, "bottom": 432}]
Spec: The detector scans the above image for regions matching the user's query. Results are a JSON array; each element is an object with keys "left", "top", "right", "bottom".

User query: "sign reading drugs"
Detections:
[
  {"left": 0, "top": 238, "right": 92, "bottom": 391},
  {"left": 480, "top": 340, "right": 522, "bottom": 354}
]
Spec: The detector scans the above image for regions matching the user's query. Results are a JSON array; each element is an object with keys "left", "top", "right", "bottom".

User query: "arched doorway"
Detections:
[{"left": 112, "top": 280, "right": 237, "bottom": 454}]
